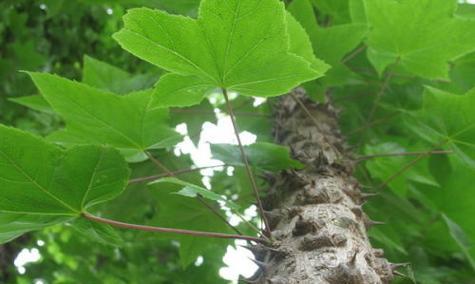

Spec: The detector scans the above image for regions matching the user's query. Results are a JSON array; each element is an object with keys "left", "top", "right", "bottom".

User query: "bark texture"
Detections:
[{"left": 252, "top": 90, "right": 393, "bottom": 283}]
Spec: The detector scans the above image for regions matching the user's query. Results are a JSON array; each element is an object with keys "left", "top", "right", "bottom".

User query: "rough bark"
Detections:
[{"left": 251, "top": 90, "right": 393, "bottom": 283}]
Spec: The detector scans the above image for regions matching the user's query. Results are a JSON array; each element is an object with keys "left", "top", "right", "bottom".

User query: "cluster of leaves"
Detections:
[
  {"left": 1, "top": 0, "right": 475, "bottom": 283},
  {"left": 0, "top": 0, "right": 157, "bottom": 134}
]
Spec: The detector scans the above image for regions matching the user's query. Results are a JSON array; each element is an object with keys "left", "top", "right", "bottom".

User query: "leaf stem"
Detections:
[
  {"left": 341, "top": 45, "right": 366, "bottom": 64},
  {"left": 221, "top": 88, "right": 271, "bottom": 237},
  {"left": 356, "top": 150, "right": 452, "bottom": 162},
  {"left": 82, "top": 212, "right": 266, "bottom": 243},
  {"left": 145, "top": 151, "right": 173, "bottom": 175},
  {"left": 366, "top": 64, "right": 397, "bottom": 124},
  {"left": 196, "top": 196, "right": 243, "bottom": 235},
  {"left": 290, "top": 93, "right": 319, "bottom": 126},
  {"left": 376, "top": 142, "right": 449, "bottom": 189},
  {"left": 376, "top": 155, "right": 426, "bottom": 190}
]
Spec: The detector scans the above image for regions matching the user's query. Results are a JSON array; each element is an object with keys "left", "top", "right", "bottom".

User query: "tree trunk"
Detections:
[{"left": 251, "top": 90, "right": 394, "bottom": 283}]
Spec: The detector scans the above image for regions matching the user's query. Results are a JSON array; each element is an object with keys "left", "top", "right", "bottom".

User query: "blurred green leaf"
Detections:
[
  {"left": 364, "top": 0, "right": 475, "bottom": 79},
  {"left": 211, "top": 142, "right": 303, "bottom": 171}
]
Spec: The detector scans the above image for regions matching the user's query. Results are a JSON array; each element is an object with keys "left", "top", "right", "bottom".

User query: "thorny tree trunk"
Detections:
[{"left": 250, "top": 90, "right": 394, "bottom": 283}]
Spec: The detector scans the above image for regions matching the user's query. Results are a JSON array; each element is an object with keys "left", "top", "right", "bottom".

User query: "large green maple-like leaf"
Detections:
[
  {"left": 410, "top": 87, "right": 475, "bottom": 168},
  {"left": 0, "top": 125, "right": 130, "bottom": 243},
  {"left": 28, "top": 72, "right": 181, "bottom": 155},
  {"left": 113, "top": 0, "right": 329, "bottom": 108},
  {"left": 364, "top": 0, "right": 475, "bottom": 79}
]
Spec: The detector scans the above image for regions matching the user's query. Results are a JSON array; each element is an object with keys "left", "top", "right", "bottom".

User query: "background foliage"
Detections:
[{"left": 1, "top": 0, "right": 475, "bottom": 283}]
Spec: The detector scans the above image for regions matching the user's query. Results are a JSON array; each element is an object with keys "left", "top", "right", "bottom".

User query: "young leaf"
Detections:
[
  {"left": 113, "top": 0, "right": 329, "bottom": 108},
  {"left": 28, "top": 72, "right": 181, "bottom": 153},
  {"left": 211, "top": 142, "right": 303, "bottom": 171},
  {"left": 364, "top": 0, "right": 475, "bottom": 79},
  {"left": 0, "top": 125, "right": 130, "bottom": 243},
  {"left": 150, "top": 177, "right": 239, "bottom": 210}
]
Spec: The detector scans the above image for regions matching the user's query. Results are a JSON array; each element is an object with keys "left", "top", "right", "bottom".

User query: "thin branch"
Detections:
[
  {"left": 356, "top": 150, "right": 452, "bottom": 162},
  {"left": 366, "top": 64, "right": 397, "bottom": 126},
  {"left": 348, "top": 112, "right": 399, "bottom": 136},
  {"left": 375, "top": 142, "right": 448, "bottom": 189},
  {"left": 357, "top": 60, "right": 400, "bottom": 146},
  {"left": 234, "top": 212, "right": 262, "bottom": 235},
  {"left": 222, "top": 88, "right": 271, "bottom": 237},
  {"left": 145, "top": 151, "right": 173, "bottom": 175},
  {"left": 83, "top": 213, "right": 265, "bottom": 243},
  {"left": 341, "top": 45, "right": 366, "bottom": 64},
  {"left": 290, "top": 93, "right": 320, "bottom": 127},
  {"left": 128, "top": 165, "right": 224, "bottom": 184},
  {"left": 376, "top": 155, "right": 426, "bottom": 190},
  {"left": 196, "top": 196, "right": 243, "bottom": 235}
]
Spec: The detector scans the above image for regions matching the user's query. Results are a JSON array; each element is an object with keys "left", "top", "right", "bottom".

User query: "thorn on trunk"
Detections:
[
  {"left": 364, "top": 216, "right": 385, "bottom": 228},
  {"left": 393, "top": 271, "right": 408, "bottom": 278},
  {"left": 350, "top": 206, "right": 363, "bottom": 217},
  {"left": 361, "top": 192, "right": 379, "bottom": 200},
  {"left": 391, "top": 262, "right": 410, "bottom": 271},
  {"left": 292, "top": 219, "right": 316, "bottom": 236},
  {"left": 372, "top": 248, "right": 385, "bottom": 257},
  {"left": 349, "top": 250, "right": 358, "bottom": 266},
  {"left": 248, "top": 257, "right": 268, "bottom": 270},
  {"left": 238, "top": 244, "right": 267, "bottom": 259}
]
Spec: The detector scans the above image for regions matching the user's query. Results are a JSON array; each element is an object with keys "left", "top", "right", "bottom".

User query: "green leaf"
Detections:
[
  {"left": 411, "top": 87, "right": 475, "bottom": 168},
  {"left": 150, "top": 177, "right": 239, "bottom": 210},
  {"left": 9, "top": 95, "right": 53, "bottom": 114},
  {"left": 364, "top": 0, "right": 475, "bottom": 79},
  {"left": 113, "top": 0, "right": 329, "bottom": 107},
  {"left": 364, "top": 142, "right": 438, "bottom": 196},
  {"left": 288, "top": 0, "right": 319, "bottom": 40},
  {"left": 217, "top": 96, "right": 272, "bottom": 141},
  {"left": 211, "top": 142, "right": 303, "bottom": 171},
  {"left": 170, "top": 100, "right": 217, "bottom": 145},
  {"left": 211, "top": 167, "right": 257, "bottom": 211},
  {"left": 442, "top": 214, "right": 475, "bottom": 271},
  {"left": 28, "top": 72, "right": 181, "bottom": 153},
  {"left": 289, "top": 0, "right": 367, "bottom": 89},
  {"left": 311, "top": 0, "right": 351, "bottom": 24},
  {"left": 149, "top": 185, "right": 233, "bottom": 268},
  {"left": 82, "top": 55, "right": 158, "bottom": 94},
  {"left": 427, "top": 161, "right": 475, "bottom": 273},
  {"left": 70, "top": 218, "right": 123, "bottom": 247},
  {"left": 314, "top": 24, "right": 367, "bottom": 66},
  {"left": 0, "top": 125, "right": 130, "bottom": 243}
]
